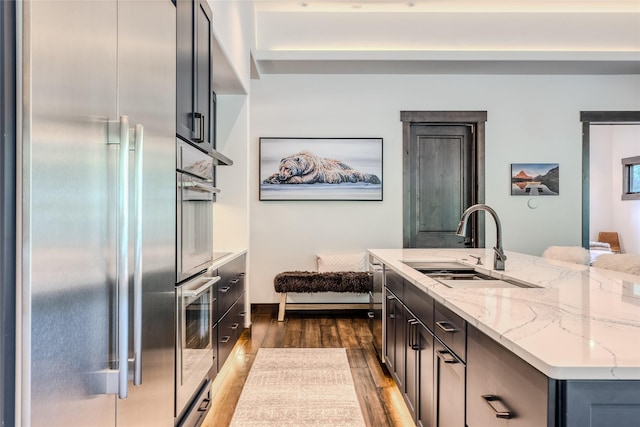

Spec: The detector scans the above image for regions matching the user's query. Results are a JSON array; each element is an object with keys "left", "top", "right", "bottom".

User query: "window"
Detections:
[{"left": 622, "top": 155, "right": 640, "bottom": 200}]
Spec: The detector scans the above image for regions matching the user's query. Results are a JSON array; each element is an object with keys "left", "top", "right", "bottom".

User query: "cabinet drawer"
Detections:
[
  {"left": 403, "top": 282, "right": 434, "bottom": 331},
  {"left": 216, "top": 254, "right": 246, "bottom": 319},
  {"left": 217, "top": 300, "right": 243, "bottom": 370},
  {"left": 434, "top": 301, "right": 467, "bottom": 361},
  {"left": 384, "top": 268, "right": 404, "bottom": 299},
  {"left": 466, "top": 325, "right": 549, "bottom": 427}
]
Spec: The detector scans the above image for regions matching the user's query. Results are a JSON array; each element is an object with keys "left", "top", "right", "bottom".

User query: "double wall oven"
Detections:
[
  {"left": 175, "top": 139, "right": 219, "bottom": 425},
  {"left": 176, "top": 139, "right": 218, "bottom": 283}
]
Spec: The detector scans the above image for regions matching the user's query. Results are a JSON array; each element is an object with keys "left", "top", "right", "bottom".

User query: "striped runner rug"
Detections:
[{"left": 229, "top": 348, "right": 366, "bottom": 427}]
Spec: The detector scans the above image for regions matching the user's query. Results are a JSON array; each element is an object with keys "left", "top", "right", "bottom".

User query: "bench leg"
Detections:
[{"left": 277, "top": 293, "right": 287, "bottom": 321}]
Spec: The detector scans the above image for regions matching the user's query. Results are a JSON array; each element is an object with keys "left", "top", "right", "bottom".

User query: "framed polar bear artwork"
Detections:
[{"left": 259, "top": 137, "right": 383, "bottom": 201}]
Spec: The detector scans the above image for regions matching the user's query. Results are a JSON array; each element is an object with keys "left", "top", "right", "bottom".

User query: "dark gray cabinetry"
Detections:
[
  {"left": 385, "top": 268, "right": 450, "bottom": 427},
  {"left": 177, "top": 0, "right": 213, "bottom": 151},
  {"left": 213, "top": 254, "right": 246, "bottom": 372},
  {"left": 383, "top": 264, "right": 640, "bottom": 427},
  {"left": 406, "top": 315, "right": 435, "bottom": 427},
  {"left": 467, "top": 325, "right": 551, "bottom": 427},
  {"left": 385, "top": 289, "right": 405, "bottom": 391},
  {"left": 434, "top": 338, "right": 465, "bottom": 427},
  {"left": 368, "top": 260, "right": 383, "bottom": 358},
  {"left": 433, "top": 301, "right": 466, "bottom": 427},
  {"left": 560, "top": 381, "right": 640, "bottom": 427}
]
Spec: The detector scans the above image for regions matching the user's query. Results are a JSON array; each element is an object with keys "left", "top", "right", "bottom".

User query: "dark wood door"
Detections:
[{"left": 405, "top": 124, "right": 475, "bottom": 248}]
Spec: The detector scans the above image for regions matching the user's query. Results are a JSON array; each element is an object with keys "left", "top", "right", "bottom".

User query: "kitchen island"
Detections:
[{"left": 369, "top": 248, "right": 640, "bottom": 427}]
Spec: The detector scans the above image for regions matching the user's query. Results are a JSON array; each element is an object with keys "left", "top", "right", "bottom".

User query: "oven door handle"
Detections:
[
  {"left": 182, "top": 276, "right": 221, "bottom": 299},
  {"left": 183, "top": 181, "right": 220, "bottom": 194}
]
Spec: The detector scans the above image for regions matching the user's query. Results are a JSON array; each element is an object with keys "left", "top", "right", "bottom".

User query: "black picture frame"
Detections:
[{"left": 259, "top": 137, "right": 383, "bottom": 201}]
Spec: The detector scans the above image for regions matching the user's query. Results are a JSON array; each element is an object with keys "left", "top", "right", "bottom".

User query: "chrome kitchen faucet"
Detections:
[{"left": 456, "top": 204, "right": 507, "bottom": 271}]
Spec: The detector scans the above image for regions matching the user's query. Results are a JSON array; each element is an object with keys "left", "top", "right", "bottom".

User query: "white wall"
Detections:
[
  {"left": 249, "top": 73, "right": 640, "bottom": 303},
  {"left": 590, "top": 125, "right": 640, "bottom": 254}
]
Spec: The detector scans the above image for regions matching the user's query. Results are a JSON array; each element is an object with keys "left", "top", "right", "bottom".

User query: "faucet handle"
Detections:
[{"left": 493, "top": 247, "right": 507, "bottom": 261}]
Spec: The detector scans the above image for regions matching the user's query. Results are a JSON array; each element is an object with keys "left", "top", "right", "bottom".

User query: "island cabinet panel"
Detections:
[
  {"left": 561, "top": 381, "right": 640, "bottom": 427},
  {"left": 384, "top": 289, "right": 406, "bottom": 391},
  {"left": 384, "top": 267, "right": 439, "bottom": 426},
  {"left": 434, "top": 338, "right": 465, "bottom": 427},
  {"left": 385, "top": 267, "right": 404, "bottom": 299},
  {"left": 434, "top": 301, "right": 466, "bottom": 362},
  {"left": 405, "top": 312, "right": 436, "bottom": 427},
  {"left": 466, "top": 325, "right": 551, "bottom": 427}
]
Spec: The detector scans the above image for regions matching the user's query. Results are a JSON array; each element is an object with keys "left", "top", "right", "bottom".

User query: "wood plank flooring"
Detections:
[{"left": 201, "top": 305, "right": 414, "bottom": 427}]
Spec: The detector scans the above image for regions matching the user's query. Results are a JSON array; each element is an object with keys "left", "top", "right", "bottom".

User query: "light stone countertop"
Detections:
[{"left": 368, "top": 248, "right": 640, "bottom": 381}]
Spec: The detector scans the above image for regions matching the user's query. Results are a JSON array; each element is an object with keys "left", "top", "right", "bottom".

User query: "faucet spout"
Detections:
[{"left": 456, "top": 204, "right": 507, "bottom": 271}]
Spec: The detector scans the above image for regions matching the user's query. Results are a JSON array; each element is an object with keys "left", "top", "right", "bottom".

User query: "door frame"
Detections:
[
  {"left": 580, "top": 111, "right": 640, "bottom": 248},
  {"left": 401, "top": 111, "right": 487, "bottom": 248},
  {"left": 1, "top": 0, "right": 16, "bottom": 425}
]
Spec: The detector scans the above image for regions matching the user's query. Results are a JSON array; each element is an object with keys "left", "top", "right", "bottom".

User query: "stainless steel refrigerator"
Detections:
[{"left": 17, "top": 1, "right": 176, "bottom": 425}]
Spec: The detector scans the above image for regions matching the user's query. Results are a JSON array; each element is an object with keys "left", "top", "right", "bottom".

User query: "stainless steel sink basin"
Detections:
[{"left": 402, "top": 260, "right": 536, "bottom": 289}]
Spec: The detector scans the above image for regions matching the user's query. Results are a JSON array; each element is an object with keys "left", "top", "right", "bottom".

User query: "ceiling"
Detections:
[{"left": 251, "top": 0, "right": 640, "bottom": 75}]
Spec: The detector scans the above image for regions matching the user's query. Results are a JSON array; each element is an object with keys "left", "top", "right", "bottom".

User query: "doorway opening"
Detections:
[
  {"left": 581, "top": 111, "right": 640, "bottom": 253},
  {"left": 401, "top": 111, "right": 486, "bottom": 248}
]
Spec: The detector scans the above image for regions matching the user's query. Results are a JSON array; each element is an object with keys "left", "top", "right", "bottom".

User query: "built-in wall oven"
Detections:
[
  {"left": 175, "top": 273, "right": 220, "bottom": 424},
  {"left": 176, "top": 139, "right": 219, "bottom": 283}
]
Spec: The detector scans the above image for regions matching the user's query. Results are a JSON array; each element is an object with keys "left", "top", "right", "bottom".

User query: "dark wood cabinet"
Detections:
[
  {"left": 213, "top": 254, "right": 246, "bottom": 372},
  {"left": 407, "top": 317, "right": 435, "bottom": 427},
  {"left": 176, "top": 0, "right": 214, "bottom": 152},
  {"left": 383, "top": 264, "right": 640, "bottom": 427},
  {"left": 466, "top": 325, "right": 551, "bottom": 427},
  {"left": 384, "top": 289, "right": 405, "bottom": 391},
  {"left": 434, "top": 338, "right": 465, "bottom": 427}
]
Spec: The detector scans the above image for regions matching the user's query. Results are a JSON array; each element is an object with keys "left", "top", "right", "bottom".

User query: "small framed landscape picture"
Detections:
[
  {"left": 259, "top": 137, "right": 383, "bottom": 201},
  {"left": 511, "top": 163, "right": 559, "bottom": 196}
]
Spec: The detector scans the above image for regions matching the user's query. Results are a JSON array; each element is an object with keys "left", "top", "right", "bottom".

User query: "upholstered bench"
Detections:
[{"left": 274, "top": 253, "right": 371, "bottom": 321}]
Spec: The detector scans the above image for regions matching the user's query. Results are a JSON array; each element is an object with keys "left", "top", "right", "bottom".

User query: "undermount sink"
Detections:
[{"left": 402, "top": 260, "right": 536, "bottom": 289}]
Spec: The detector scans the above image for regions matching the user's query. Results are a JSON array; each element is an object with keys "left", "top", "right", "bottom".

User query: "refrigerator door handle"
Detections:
[
  {"left": 116, "top": 115, "right": 131, "bottom": 399},
  {"left": 132, "top": 124, "right": 143, "bottom": 386}
]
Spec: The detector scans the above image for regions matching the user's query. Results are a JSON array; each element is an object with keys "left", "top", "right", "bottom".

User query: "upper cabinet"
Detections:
[{"left": 177, "top": 0, "right": 232, "bottom": 163}]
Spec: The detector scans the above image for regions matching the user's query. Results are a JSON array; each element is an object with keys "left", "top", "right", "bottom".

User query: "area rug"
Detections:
[{"left": 229, "top": 348, "right": 366, "bottom": 427}]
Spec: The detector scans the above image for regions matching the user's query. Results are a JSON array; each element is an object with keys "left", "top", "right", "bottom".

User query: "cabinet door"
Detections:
[
  {"left": 176, "top": 0, "right": 213, "bottom": 150},
  {"left": 176, "top": 0, "right": 195, "bottom": 141},
  {"left": 416, "top": 324, "right": 435, "bottom": 427},
  {"left": 384, "top": 290, "right": 396, "bottom": 372},
  {"left": 195, "top": 0, "right": 212, "bottom": 146},
  {"left": 405, "top": 314, "right": 418, "bottom": 417},
  {"left": 384, "top": 291, "right": 405, "bottom": 391},
  {"left": 392, "top": 298, "right": 406, "bottom": 391},
  {"left": 466, "top": 326, "right": 549, "bottom": 427},
  {"left": 434, "top": 339, "right": 465, "bottom": 427}
]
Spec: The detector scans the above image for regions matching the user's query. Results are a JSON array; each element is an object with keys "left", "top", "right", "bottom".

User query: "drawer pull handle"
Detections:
[
  {"left": 230, "top": 323, "right": 240, "bottom": 330},
  {"left": 481, "top": 395, "right": 514, "bottom": 419},
  {"left": 386, "top": 295, "right": 395, "bottom": 300},
  {"left": 436, "top": 349, "right": 458, "bottom": 364},
  {"left": 220, "top": 336, "right": 231, "bottom": 343},
  {"left": 367, "top": 311, "right": 375, "bottom": 318},
  {"left": 436, "top": 320, "right": 457, "bottom": 333},
  {"left": 230, "top": 278, "right": 240, "bottom": 284},
  {"left": 220, "top": 286, "right": 231, "bottom": 293},
  {"left": 239, "top": 311, "right": 246, "bottom": 317}
]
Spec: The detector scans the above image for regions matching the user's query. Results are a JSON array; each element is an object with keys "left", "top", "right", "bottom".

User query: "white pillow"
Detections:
[
  {"left": 593, "top": 254, "right": 640, "bottom": 276},
  {"left": 542, "top": 246, "right": 590, "bottom": 265},
  {"left": 317, "top": 253, "right": 366, "bottom": 272}
]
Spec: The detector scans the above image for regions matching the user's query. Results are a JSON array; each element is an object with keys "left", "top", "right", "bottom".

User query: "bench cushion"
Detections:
[{"left": 274, "top": 271, "right": 371, "bottom": 293}]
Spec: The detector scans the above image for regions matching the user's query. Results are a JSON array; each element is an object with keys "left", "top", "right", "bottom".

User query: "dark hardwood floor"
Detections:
[{"left": 202, "top": 305, "right": 414, "bottom": 427}]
